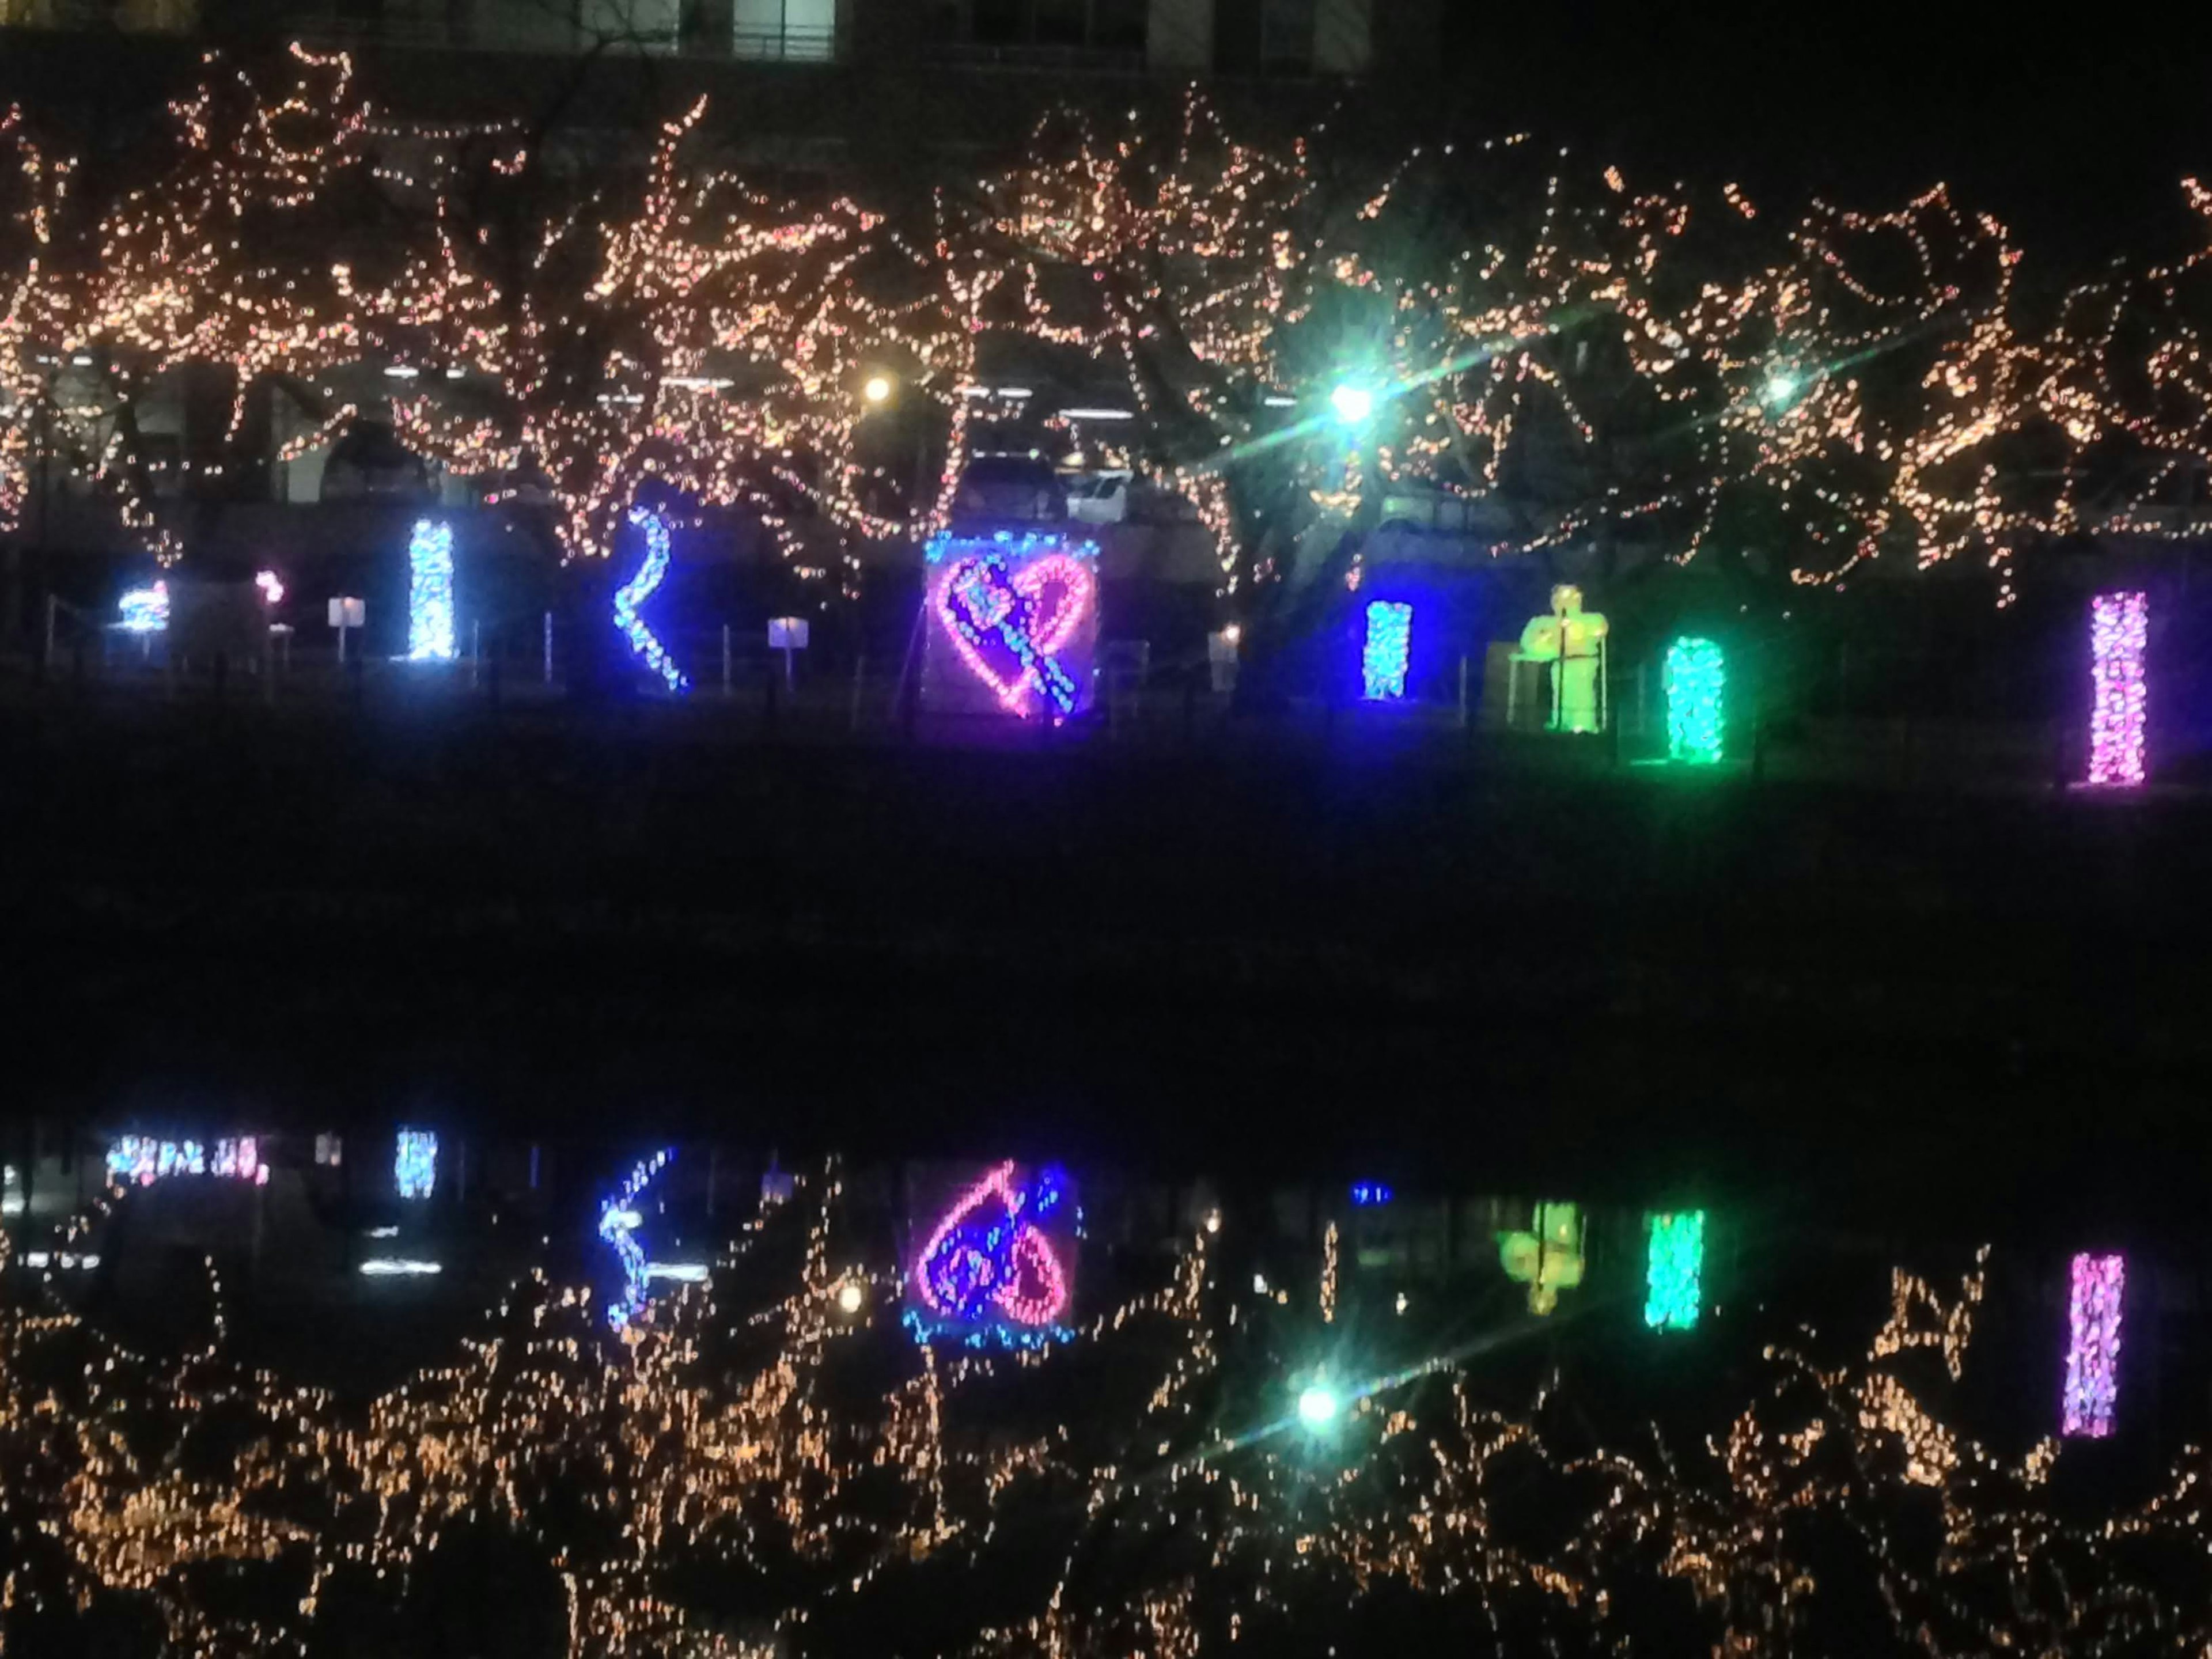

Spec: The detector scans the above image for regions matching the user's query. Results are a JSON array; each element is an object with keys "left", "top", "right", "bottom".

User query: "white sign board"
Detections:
[
  {"left": 767, "top": 617, "right": 810, "bottom": 650},
  {"left": 327, "top": 597, "right": 366, "bottom": 627}
]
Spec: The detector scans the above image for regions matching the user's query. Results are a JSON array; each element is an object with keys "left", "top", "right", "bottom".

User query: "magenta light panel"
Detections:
[
  {"left": 2088, "top": 592, "right": 2147, "bottom": 787},
  {"left": 2062, "top": 1251, "right": 2124, "bottom": 1438}
]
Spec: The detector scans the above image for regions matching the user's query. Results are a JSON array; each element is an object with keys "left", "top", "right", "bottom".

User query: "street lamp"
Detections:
[
  {"left": 836, "top": 1279, "right": 865, "bottom": 1314},
  {"left": 1762, "top": 371, "right": 1800, "bottom": 410},
  {"left": 1329, "top": 383, "right": 1375, "bottom": 427},
  {"left": 1297, "top": 1383, "right": 1342, "bottom": 1429},
  {"left": 863, "top": 374, "right": 893, "bottom": 407}
]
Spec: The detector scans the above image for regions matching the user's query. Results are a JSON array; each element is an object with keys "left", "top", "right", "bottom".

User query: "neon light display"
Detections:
[
  {"left": 615, "top": 507, "right": 687, "bottom": 692},
  {"left": 600, "top": 1149, "right": 675, "bottom": 1330},
  {"left": 910, "top": 1161, "right": 1074, "bottom": 1342},
  {"left": 395, "top": 1130, "right": 437, "bottom": 1200},
  {"left": 1361, "top": 601, "right": 1412, "bottom": 700},
  {"left": 2088, "top": 592, "right": 2147, "bottom": 787},
  {"left": 1498, "top": 1203, "right": 1584, "bottom": 1316},
  {"left": 1663, "top": 637, "right": 1726, "bottom": 764},
  {"left": 1350, "top": 1181, "right": 1394, "bottom": 1206},
  {"left": 256, "top": 569, "right": 285, "bottom": 607},
  {"left": 927, "top": 532, "right": 1099, "bottom": 721},
  {"left": 1643, "top": 1210, "right": 1705, "bottom": 1331},
  {"left": 2062, "top": 1251, "right": 2124, "bottom": 1438},
  {"left": 105, "top": 1137, "right": 267, "bottom": 1187},
  {"left": 118, "top": 582, "right": 169, "bottom": 632},
  {"left": 407, "top": 520, "right": 456, "bottom": 661}
]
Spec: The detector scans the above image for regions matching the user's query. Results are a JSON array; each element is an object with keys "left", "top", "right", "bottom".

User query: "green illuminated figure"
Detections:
[
  {"left": 1498, "top": 1203, "right": 1585, "bottom": 1316},
  {"left": 1516, "top": 585, "right": 1609, "bottom": 734},
  {"left": 1663, "top": 637, "right": 1725, "bottom": 763}
]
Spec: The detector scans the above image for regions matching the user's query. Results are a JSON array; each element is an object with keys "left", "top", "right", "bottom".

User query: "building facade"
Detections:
[{"left": 1, "top": 0, "right": 1415, "bottom": 78}]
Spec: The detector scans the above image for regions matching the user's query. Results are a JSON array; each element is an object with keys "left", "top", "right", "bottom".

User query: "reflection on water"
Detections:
[{"left": 1, "top": 1125, "right": 2206, "bottom": 1656}]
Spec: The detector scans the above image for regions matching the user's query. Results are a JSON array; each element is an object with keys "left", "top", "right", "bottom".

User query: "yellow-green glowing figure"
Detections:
[
  {"left": 1516, "top": 585, "right": 1609, "bottom": 734},
  {"left": 1498, "top": 1202, "right": 1585, "bottom": 1316}
]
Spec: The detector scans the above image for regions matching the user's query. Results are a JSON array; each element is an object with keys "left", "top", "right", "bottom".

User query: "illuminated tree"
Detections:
[
  {"left": 8, "top": 47, "right": 376, "bottom": 562},
  {"left": 337, "top": 92, "right": 976, "bottom": 600}
]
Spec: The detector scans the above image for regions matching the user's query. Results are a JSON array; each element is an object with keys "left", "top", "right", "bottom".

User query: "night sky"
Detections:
[{"left": 1437, "top": 4, "right": 2212, "bottom": 270}]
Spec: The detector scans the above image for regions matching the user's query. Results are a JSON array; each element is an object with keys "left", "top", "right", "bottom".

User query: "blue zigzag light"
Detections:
[
  {"left": 601, "top": 1149, "right": 676, "bottom": 1330},
  {"left": 616, "top": 508, "right": 687, "bottom": 692},
  {"left": 1362, "top": 601, "right": 1412, "bottom": 701},
  {"left": 407, "top": 520, "right": 456, "bottom": 661}
]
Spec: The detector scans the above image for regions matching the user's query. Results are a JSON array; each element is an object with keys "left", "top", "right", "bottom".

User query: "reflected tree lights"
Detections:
[{"left": 0, "top": 1176, "right": 2203, "bottom": 1659}]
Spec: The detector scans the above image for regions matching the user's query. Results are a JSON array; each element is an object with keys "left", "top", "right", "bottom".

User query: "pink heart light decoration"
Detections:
[
  {"left": 935, "top": 552, "right": 1096, "bottom": 718},
  {"left": 912, "top": 1161, "right": 1071, "bottom": 1328}
]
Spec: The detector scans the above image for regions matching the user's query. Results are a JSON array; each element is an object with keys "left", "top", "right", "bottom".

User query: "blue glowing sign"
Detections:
[
  {"left": 1350, "top": 1181, "right": 1394, "bottom": 1207},
  {"left": 1362, "top": 601, "right": 1411, "bottom": 700},
  {"left": 407, "top": 520, "right": 456, "bottom": 661},
  {"left": 395, "top": 1130, "right": 437, "bottom": 1200}
]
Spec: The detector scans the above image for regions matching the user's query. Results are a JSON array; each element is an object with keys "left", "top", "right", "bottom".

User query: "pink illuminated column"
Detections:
[
  {"left": 2061, "top": 1252, "right": 2124, "bottom": 1438},
  {"left": 2088, "top": 592, "right": 2147, "bottom": 787}
]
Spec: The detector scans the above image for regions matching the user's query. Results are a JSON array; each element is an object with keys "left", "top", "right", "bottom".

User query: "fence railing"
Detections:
[
  {"left": 4, "top": 0, "right": 845, "bottom": 59},
  {"left": 916, "top": 37, "right": 1145, "bottom": 75},
  {"left": 0, "top": 0, "right": 196, "bottom": 33}
]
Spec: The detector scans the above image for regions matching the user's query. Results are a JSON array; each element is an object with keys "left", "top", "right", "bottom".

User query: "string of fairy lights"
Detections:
[
  {"left": 15, "top": 58, "right": 2212, "bottom": 609},
  {"left": 0, "top": 1162, "right": 2200, "bottom": 1659}
]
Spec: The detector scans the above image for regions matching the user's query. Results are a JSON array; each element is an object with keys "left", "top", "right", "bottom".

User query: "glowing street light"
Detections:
[
  {"left": 862, "top": 374, "right": 893, "bottom": 406},
  {"left": 1297, "top": 1384, "right": 1342, "bottom": 1429},
  {"left": 836, "top": 1279, "right": 865, "bottom": 1314},
  {"left": 1329, "top": 383, "right": 1375, "bottom": 426},
  {"left": 1762, "top": 371, "right": 1800, "bottom": 410}
]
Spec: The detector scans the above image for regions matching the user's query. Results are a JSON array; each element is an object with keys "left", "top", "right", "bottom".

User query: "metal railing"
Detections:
[
  {"left": 0, "top": 0, "right": 198, "bottom": 33},
  {"left": 5, "top": 0, "right": 844, "bottom": 58},
  {"left": 916, "top": 37, "right": 1145, "bottom": 74}
]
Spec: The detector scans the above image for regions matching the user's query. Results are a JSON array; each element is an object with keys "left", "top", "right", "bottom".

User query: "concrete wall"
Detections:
[
  {"left": 1312, "top": 0, "right": 1368, "bottom": 73},
  {"left": 1146, "top": 0, "right": 1210, "bottom": 71}
]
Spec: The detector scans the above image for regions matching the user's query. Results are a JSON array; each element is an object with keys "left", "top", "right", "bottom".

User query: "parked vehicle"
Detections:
[
  {"left": 955, "top": 455, "right": 1066, "bottom": 521},
  {"left": 1065, "top": 469, "right": 1132, "bottom": 525}
]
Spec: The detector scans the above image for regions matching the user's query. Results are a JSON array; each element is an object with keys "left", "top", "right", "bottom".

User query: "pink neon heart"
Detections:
[
  {"left": 935, "top": 553, "right": 1096, "bottom": 716},
  {"left": 1014, "top": 554, "right": 1093, "bottom": 656},
  {"left": 912, "top": 1161, "right": 1070, "bottom": 1327}
]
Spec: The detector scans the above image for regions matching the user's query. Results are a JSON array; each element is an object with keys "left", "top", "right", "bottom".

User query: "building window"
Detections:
[
  {"left": 732, "top": 0, "right": 837, "bottom": 59},
  {"left": 1261, "top": 0, "right": 1315, "bottom": 72}
]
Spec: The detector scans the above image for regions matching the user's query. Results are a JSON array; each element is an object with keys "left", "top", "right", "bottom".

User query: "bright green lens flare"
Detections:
[
  {"left": 1330, "top": 384, "right": 1374, "bottom": 426},
  {"left": 1297, "top": 1385, "right": 1342, "bottom": 1428}
]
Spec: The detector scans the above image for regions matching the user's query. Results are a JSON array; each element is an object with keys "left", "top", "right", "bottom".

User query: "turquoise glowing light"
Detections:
[
  {"left": 1643, "top": 1211, "right": 1705, "bottom": 1332},
  {"left": 1362, "top": 601, "right": 1412, "bottom": 701},
  {"left": 1297, "top": 1384, "right": 1342, "bottom": 1428},
  {"left": 119, "top": 583, "right": 169, "bottom": 632},
  {"left": 395, "top": 1130, "right": 437, "bottom": 1200},
  {"left": 407, "top": 520, "right": 456, "bottom": 661},
  {"left": 1762, "top": 372, "right": 1800, "bottom": 408},
  {"left": 1663, "top": 637, "right": 1725, "bottom": 764}
]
